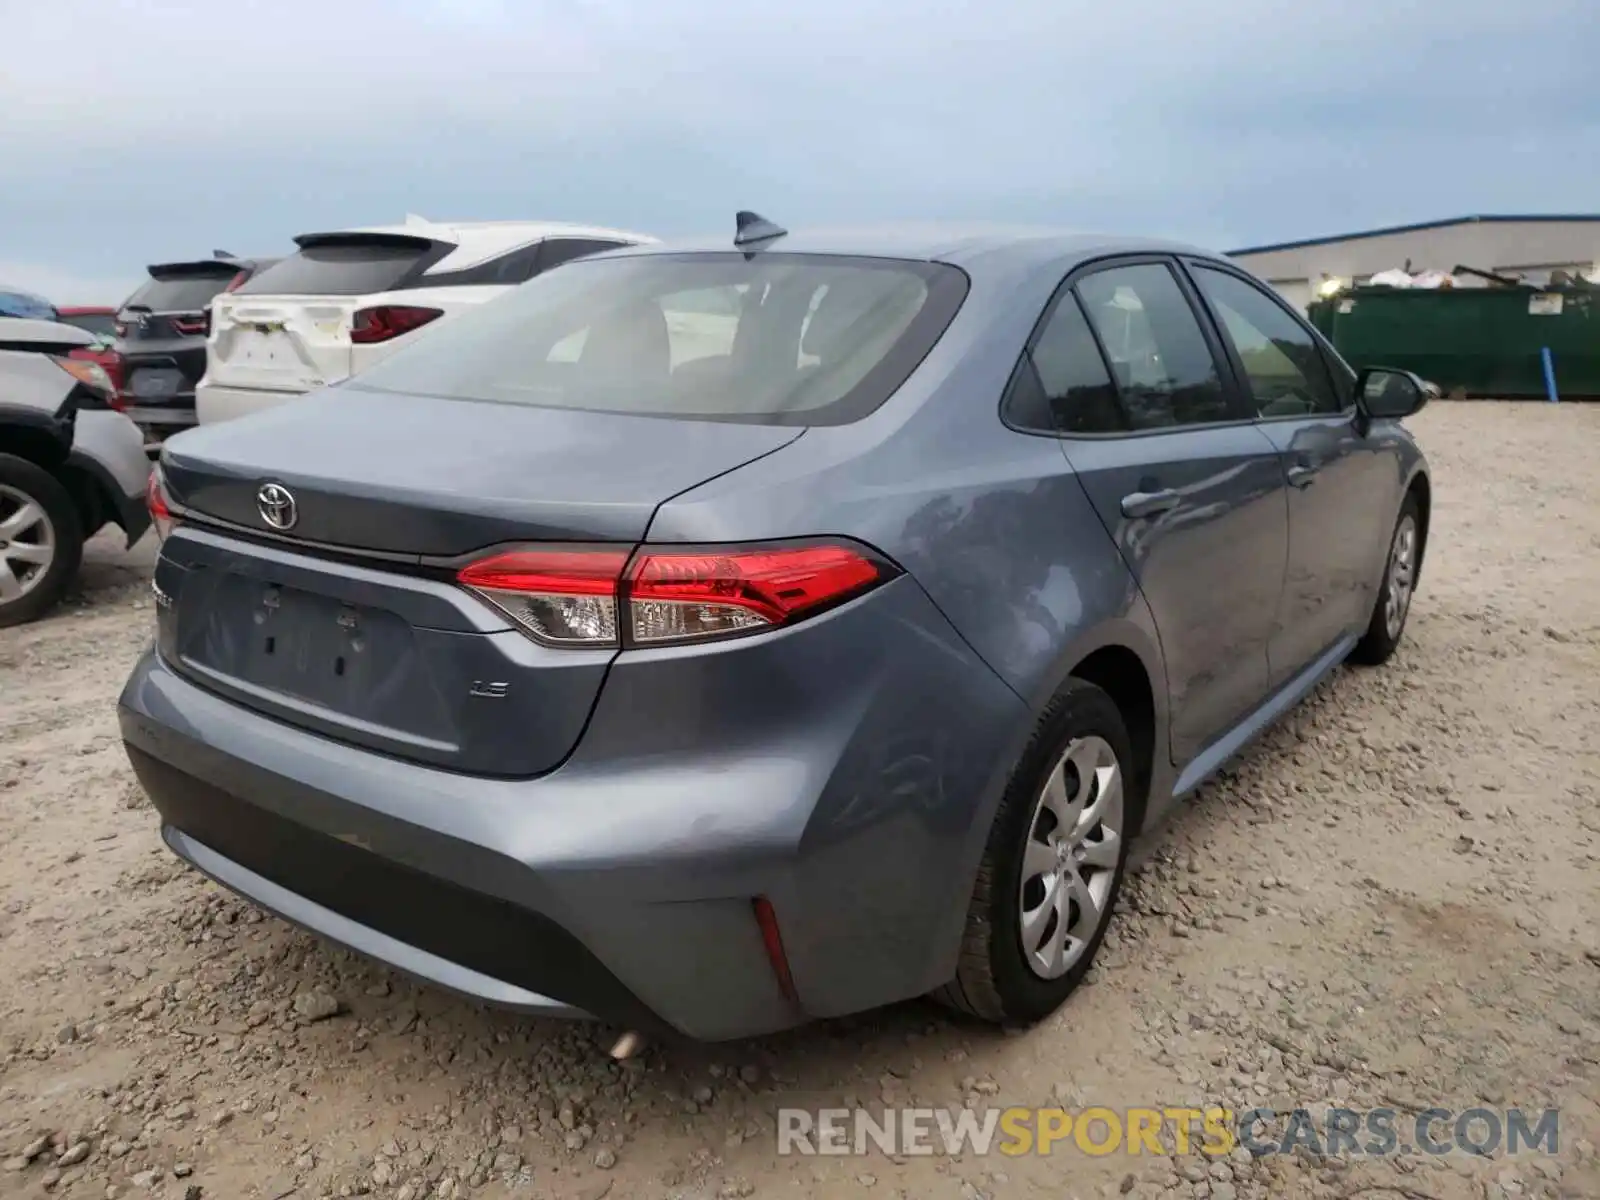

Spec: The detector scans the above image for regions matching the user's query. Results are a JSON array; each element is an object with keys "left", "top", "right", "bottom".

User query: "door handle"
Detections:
[
  {"left": 1287, "top": 463, "right": 1318, "bottom": 489},
  {"left": 1121, "top": 489, "right": 1180, "bottom": 519}
]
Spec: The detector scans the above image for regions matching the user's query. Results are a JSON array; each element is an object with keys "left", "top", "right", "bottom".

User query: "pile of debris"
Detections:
[{"left": 1321, "top": 262, "right": 1600, "bottom": 296}]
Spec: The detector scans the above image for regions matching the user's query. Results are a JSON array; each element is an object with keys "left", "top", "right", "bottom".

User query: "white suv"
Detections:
[{"left": 195, "top": 216, "right": 655, "bottom": 425}]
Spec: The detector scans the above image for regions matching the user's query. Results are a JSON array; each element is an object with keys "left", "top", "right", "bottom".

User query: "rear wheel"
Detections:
[
  {"left": 935, "top": 679, "right": 1140, "bottom": 1024},
  {"left": 1349, "top": 494, "right": 1421, "bottom": 666},
  {"left": 0, "top": 454, "right": 84, "bottom": 628}
]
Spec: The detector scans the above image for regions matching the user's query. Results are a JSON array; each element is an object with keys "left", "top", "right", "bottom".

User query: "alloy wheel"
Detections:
[{"left": 0, "top": 484, "right": 56, "bottom": 605}]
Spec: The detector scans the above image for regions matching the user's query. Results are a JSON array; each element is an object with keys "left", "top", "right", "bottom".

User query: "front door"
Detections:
[
  {"left": 1048, "top": 259, "right": 1290, "bottom": 764},
  {"left": 1184, "top": 262, "right": 1397, "bottom": 683}
]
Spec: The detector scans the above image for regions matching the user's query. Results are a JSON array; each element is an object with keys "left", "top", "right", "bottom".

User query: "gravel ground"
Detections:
[{"left": 2, "top": 401, "right": 1598, "bottom": 1200}]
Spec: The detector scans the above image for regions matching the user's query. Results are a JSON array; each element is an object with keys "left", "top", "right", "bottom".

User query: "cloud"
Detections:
[{"left": 2, "top": 0, "right": 1595, "bottom": 298}]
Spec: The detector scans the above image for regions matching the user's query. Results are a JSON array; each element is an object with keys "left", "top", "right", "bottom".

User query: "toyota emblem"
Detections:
[{"left": 256, "top": 482, "right": 298, "bottom": 531}]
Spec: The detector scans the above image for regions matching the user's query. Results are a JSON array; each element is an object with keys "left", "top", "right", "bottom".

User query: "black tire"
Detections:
[
  {"left": 1348, "top": 493, "right": 1422, "bottom": 667},
  {"left": 0, "top": 453, "right": 85, "bottom": 629},
  {"left": 935, "top": 678, "right": 1143, "bottom": 1024}
]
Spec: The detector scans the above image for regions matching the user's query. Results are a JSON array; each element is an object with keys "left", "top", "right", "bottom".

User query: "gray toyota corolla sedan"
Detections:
[{"left": 120, "top": 215, "right": 1431, "bottom": 1043}]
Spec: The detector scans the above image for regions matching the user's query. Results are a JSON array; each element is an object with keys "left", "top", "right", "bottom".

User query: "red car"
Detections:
[{"left": 54, "top": 306, "right": 126, "bottom": 410}]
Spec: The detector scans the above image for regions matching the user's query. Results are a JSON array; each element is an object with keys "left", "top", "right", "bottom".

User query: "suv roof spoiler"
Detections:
[
  {"left": 292, "top": 230, "right": 439, "bottom": 251},
  {"left": 146, "top": 258, "right": 255, "bottom": 278}
]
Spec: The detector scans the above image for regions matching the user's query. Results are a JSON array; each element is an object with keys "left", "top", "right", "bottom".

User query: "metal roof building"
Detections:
[{"left": 1229, "top": 215, "right": 1600, "bottom": 311}]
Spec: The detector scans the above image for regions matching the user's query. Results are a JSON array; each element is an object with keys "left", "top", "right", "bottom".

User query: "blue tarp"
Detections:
[{"left": 0, "top": 288, "right": 58, "bottom": 320}]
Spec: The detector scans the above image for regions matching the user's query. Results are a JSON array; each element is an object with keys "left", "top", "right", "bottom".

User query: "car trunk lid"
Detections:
[
  {"left": 161, "top": 385, "right": 802, "bottom": 553},
  {"left": 154, "top": 389, "right": 803, "bottom": 775}
]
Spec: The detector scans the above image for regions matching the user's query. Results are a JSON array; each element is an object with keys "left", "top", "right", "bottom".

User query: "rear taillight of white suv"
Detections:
[
  {"left": 457, "top": 541, "right": 896, "bottom": 649},
  {"left": 350, "top": 305, "right": 443, "bottom": 344}
]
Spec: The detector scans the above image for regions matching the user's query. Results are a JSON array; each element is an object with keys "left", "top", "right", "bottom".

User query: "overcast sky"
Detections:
[{"left": 3, "top": 0, "right": 1594, "bottom": 303}]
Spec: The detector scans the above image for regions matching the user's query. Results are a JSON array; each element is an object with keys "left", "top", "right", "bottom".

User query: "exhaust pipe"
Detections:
[{"left": 608, "top": 1031, "right": 645, "bottom": 1060}]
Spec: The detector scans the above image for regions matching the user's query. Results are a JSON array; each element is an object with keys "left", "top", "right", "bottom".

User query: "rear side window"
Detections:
[
  {"left": 348, "top": 253, "right": 969, "bottom": 426},
  {"left": 123, "top": 272, "right": 238, "bottom": 312},
  {"left": 1076, "top": 263, "right": 1233, "bottom": 430},
  {"left": 236, "top": 240, "right": 437, "bottom": 296},
  {"left": 1013, "top": 292, "right": 1125, "bottom": 434},
  {"left": 538, "top": 239, "right": 629, "bottom": 273},
  {"left": 412, "top": 238, "right": 629, "bottom": 288}
]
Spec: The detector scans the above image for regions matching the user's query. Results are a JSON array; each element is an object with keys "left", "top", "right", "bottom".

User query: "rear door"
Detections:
[
  {"left": 207, "top": 234, "right": 444, "bottom": 394},
  {"left": 1038, "top": 258, "right": 1291, "bottom": 764},
  {"left": 1183, "top": 261, "right": 1396, "bottom": 683}
]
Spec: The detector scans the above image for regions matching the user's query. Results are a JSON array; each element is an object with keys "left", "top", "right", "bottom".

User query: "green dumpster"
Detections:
[{"left": 1307, "top": 285, "right": 1600, "bottom": 399}]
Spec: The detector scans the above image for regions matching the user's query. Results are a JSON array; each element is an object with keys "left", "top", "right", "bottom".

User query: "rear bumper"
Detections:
[
  {"left": 118, "top": 576, "right": 1028, "bottom": 1040},
  {"left": 161, "top": 823, "right": 589, "bottom": 1019},
  {"left": 123, "top": 404, "right": 196, "bottom": 430},
  {"left": 195, "top": 382, "right": 306, "bottom": 426}
]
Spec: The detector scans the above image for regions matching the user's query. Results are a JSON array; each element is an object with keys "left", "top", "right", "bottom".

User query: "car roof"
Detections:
[
  {"left": 296, "top": 216, "right": 660, "bottom": 274},
  {"left": 604, "top": 223, "right": 1223, "bottom": 278}
]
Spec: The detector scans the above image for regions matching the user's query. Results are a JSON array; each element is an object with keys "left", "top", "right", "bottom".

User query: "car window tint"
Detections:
[
  {"left": 1027, "top": 291, "right": 1124, "bottom": 433},
  {"left": 539, "top": 239, "right": 628, "bottom": 274},
  {"left": 1076, "top": 264, "right": 1232, "bottom": 430},
  {"left": 482, "top": 244, "right": 544, "bottom": 285},
  {"left": 238, "top": 241, "right": 433, "bottom": 296},
  {"left": 352, "top": 253, "right": 966, "bottom": 426},
  {"left": 123, "top": 272, "right": 236, "bottom": 312},
  {"left": 1191, "top": 266, "right": 1341, "bottom": 417}
]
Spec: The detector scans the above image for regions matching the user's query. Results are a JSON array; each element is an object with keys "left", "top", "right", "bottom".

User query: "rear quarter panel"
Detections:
[
  {"left": 646, "top": 257, "right": 1168, "bottom": 719},
  {"left": 647, "top": 260, "right": 1175, "bottom": 977}
]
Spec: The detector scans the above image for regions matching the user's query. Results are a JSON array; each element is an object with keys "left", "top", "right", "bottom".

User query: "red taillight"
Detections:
[
  {"left": 627, "top": 544, "right": 885, "bottom": 644},
  {"left": 171, "top": 313, "right": 209, "bottom": 336},
  {"left": 102, "top": 350, "right": 127, "bottom": 410},
  {"left": 457, "top": 547, "right": 631, "bottom": 645},
  {"left": 146, "top": 469, "right": 176, "bottom": 542},
  {"left": 349, "top": 305, "right": 443, "bottom": 345},
  {"left": 453, "top": 541, "right": 892, "bottom": 648},
  {"left": 223, "top": 270, "right": 248, "bottom": 293}
]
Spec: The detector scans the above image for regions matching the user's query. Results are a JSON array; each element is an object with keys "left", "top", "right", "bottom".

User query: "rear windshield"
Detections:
[
  {"left": 237, "top": 240, "right": 435, "bottom": 297},
  {"left": 348, "top": 252, "right": 969, "bottom": 425},
  {"left": 124, "top": 272, "right": 237, "bottom": 313}
]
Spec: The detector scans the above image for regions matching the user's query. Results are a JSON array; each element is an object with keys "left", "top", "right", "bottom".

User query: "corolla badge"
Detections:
[{"left": 256, "top": 482, "right": 298, "bottom": 531}]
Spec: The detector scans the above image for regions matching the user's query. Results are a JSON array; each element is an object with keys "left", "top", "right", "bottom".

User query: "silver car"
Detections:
[
  {"left": 0, "top": 317, "right": 152, "bottom": 626},
  {"left": 120, "top": 222, "right": 1431, "bottom": 1042}
]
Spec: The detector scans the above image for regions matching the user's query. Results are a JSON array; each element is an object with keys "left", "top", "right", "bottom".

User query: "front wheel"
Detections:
[
  {"left": 1349, "top": 494, "right": 1421, "bottom": 666},
  {"left": 0, "top": 454, "right": 85, "bottom": 628},
  {"left": 934, "top": 679, "right": 1141, "bottom": 1025}
]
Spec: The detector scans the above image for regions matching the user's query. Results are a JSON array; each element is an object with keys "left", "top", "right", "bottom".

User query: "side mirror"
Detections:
[{"left": 1354, "top": 366, "right": 1432, "bottom": 421}]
